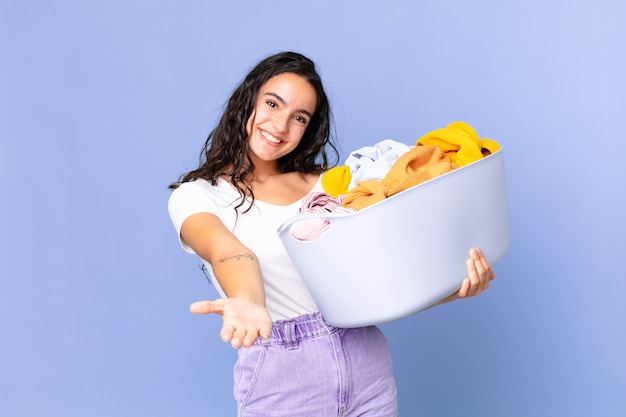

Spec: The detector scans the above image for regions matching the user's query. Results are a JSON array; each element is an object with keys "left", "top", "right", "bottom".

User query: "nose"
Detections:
[{"left": 272, "top": 112, "right": 289, "bottom": 133}]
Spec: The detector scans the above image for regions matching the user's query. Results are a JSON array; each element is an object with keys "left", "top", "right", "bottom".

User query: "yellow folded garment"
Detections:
[
  {"left": 342, "top": 145, "right": 456, "bottom": 211},
  {"left": 416, "top": 121, "right": 500, "bottom": 167},
  {"left": 321, "top": 165, "right": 352, "bottom": 197},
  {"left": 341, "top": 180, "right": 389, "bottom": 210}
]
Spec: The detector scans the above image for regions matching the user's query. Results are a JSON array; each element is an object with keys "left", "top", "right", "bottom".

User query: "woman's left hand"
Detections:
[{"left": 457, "top": 247, "right": 496, "bottom": 298}]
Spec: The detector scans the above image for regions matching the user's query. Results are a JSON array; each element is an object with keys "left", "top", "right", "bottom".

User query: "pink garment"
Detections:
[{"left": 288, "top": 192, "right": 356, "bottom": 241}]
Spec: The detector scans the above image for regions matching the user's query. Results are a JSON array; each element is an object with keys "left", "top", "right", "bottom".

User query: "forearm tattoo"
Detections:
[{"left": 219, "top": 253, "right": 255, "bottom": 263}]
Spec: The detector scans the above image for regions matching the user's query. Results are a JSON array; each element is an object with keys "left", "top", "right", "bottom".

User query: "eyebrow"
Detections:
[{"left": 264, "top": 92, "right": 314, "bottom": 119}]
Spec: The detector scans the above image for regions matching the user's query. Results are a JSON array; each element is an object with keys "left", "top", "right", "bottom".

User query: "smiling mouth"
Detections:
[{"left": 261, "top": 130, "right": 282, "bottom": 144}]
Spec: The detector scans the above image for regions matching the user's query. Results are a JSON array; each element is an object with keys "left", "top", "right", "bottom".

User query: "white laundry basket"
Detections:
[{"left": 278, "top": 150, "right": 511, "bottom": 328}]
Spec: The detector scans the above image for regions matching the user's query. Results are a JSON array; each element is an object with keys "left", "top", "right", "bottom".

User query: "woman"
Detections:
[{"left": 168, "top": 51, "right": 495, "bottom": 416}]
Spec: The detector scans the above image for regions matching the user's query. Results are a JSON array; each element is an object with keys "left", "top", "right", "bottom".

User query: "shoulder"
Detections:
[
  {"left": 168, "top": 179, "right": 213, "bottom": 206},
  {"left": 169, "top": 178, "right": 238, "bottom": 203},
  {"left": 168, "top": 178, "right": 240, "bottom": 229}
]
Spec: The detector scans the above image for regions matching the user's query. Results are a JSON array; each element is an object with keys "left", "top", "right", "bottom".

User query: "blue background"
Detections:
[{"left": 2, "top": 1, "right": 625, "bottom": 416}]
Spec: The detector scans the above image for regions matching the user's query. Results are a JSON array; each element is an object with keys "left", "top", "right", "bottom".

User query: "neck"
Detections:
[{"left": 249, "top": 156, "right": 281, "bottom": 181}]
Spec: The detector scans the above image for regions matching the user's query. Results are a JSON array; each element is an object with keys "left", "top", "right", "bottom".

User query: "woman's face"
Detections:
[{"left": 246, "top": 72, "right": 317, "bottom": 165}]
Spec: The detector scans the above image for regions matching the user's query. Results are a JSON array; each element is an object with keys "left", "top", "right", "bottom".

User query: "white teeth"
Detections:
[{"left": 261, "top": 131, "right": 281, "bottom": 143}]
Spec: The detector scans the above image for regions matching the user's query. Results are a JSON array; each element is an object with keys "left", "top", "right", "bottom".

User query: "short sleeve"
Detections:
[{"left": 167, "top": 182, "right": 220, "bottom": 253}]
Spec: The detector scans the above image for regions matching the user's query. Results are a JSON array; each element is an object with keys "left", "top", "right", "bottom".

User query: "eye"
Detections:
[
  {"left": 266, "top": 100, "right": 277, "bottom": 108},
  {"left": 295, "top": 115, "right": 308, "bottom": 124}
]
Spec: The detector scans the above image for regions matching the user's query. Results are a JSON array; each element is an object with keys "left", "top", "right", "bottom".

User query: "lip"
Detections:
[{"left": 260, "top": 129, "right": 283, "bottom": 145}]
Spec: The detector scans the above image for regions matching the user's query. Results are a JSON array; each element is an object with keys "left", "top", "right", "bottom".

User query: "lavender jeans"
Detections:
[{"left": 233, "top": 312, "right": 398, "bottom": 417}]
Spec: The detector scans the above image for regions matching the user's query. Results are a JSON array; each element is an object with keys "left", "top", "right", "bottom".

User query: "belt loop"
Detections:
[{"left": 285, "top": 321, "right": 299, "bottom": 350}]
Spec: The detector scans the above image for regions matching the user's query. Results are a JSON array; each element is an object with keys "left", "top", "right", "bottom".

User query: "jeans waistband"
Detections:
[{"left": 253, "top": 311, "right": 339, "bottom": 349}]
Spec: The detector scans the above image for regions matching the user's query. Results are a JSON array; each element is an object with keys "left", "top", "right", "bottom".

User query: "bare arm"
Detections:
[{"left": 180, "top": 212, "right": 272, "bottom": 348}]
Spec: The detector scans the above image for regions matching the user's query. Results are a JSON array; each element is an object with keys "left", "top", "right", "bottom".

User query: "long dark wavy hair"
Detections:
[{"left": 170, "top": 51, "right": 339, "bottom": 211}]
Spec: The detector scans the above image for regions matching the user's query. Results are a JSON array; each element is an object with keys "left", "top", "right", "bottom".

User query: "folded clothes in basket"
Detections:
[
  {"left": 290, "top": 121, "right": 501, "bottom": 241},
  {"left": 344, "top": 139, "right": 412, "bottom": 191},
  {"left": 322, "top": 121, "right": 500, "bottom": 205},
  {"left": 289, "top": 192, "right": 356, "bottom": 241},
  {"left": 416, "top": 121, "right": 500, "bottom": 167},
  {"left": 321, "top": 139, "right": 411, "bottom": 197},
  {"left": 342, "top": 145, "right": 456, "bottom": 210}
]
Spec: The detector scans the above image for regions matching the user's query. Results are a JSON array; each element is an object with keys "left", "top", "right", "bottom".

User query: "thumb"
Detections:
[{"left": 189, "top": 299, "right": 225, "bottom": 315}]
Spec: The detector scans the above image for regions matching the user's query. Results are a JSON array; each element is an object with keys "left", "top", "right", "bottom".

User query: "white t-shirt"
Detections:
[{"left": 167, "top": 177, "right": 322, "bottom": 321}]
